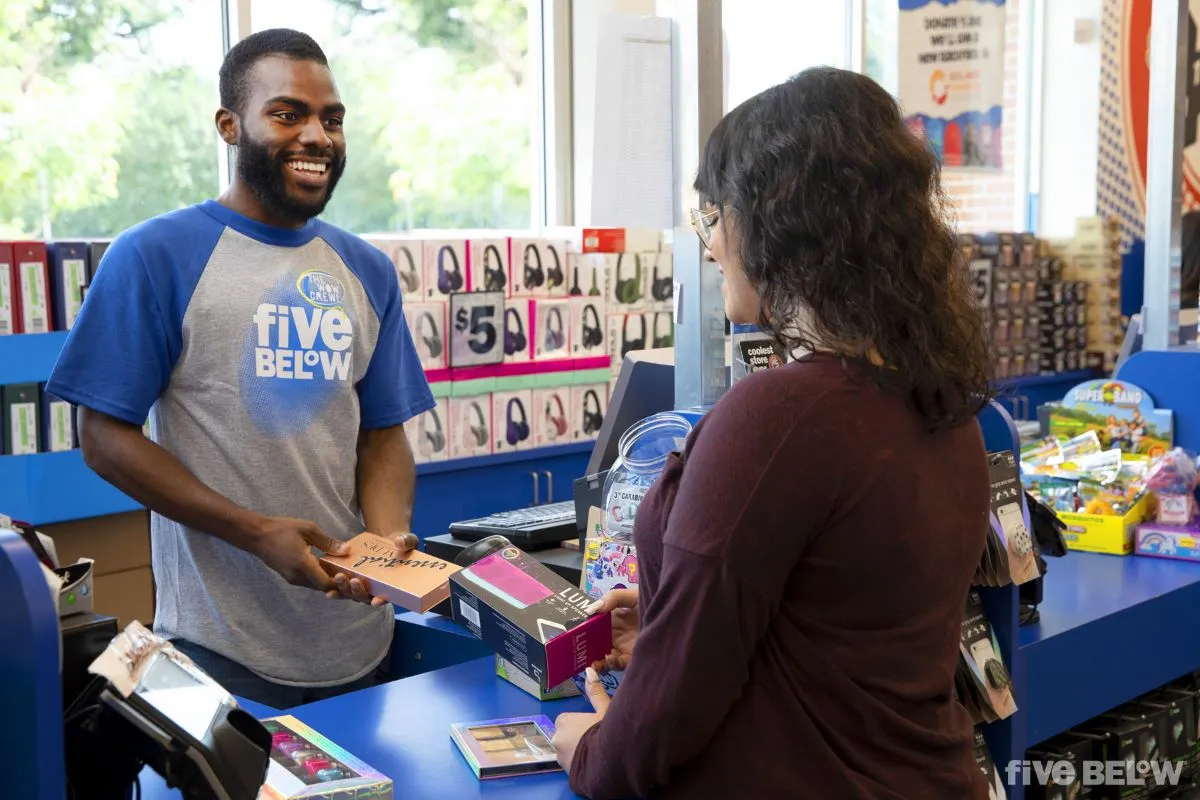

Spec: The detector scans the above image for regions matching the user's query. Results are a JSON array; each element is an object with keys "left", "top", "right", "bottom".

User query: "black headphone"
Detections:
[
  {"left": 582, "top": 389, "right": 603, "bottom": 435},
  {"left": 581, "top": 303, "right": 603, "bottom": 349},
  {"left": 546, "top": 244, "right": 564, "bottom": 289},
  {"left": 523, "top": 244, "right": 544, "bottom": 289},
  {"left": 482, "top": 243, "right": 505, "bottom": 292},
  {"left": 544, "top": 306, "right": 565, "bottom": 351},
  {"left": 467, "top": 401, "right": 488, "bottom": 447},
  {"left": 504, "top": 307, "right": 527, "bottom": 355},
  {"left": 651, "top": 257, "right": 672, "bottom": 302},
  {"left": 569, "top": 264, "right": 582, "bottom": 296},
  {"left": 621, "top": 314, "right": 646, "bottom": 358},
  {"left": 419, "top": 407, "right": 446, "bottom": 456},
  {"left": 437, "top": 245, "right": 463, "bottom": 294},
  {"left": 505, "top": 397, "right": 529, "bottom": 446},
  {"left": 615, "top": 253, "right": 643, "bottom": 304},
  {"left": 651, "top": 311, "right": 673, "bottom": 348},
  {"left": 397, "top": 245, "right": 420, "bottom": 294},
  {"left": 417, "top": 311, "right": 443, "bottom": 360}
]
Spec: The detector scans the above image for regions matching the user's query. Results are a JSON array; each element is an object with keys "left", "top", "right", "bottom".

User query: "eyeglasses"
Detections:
[{"left": 688, "top": 207, "right": 718, "bottom": 250}]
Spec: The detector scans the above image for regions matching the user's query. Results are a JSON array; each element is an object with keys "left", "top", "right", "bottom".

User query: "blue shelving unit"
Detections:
[
  {"left": 0, "top": 332, "right": 598, "bottom": 527},
  {"left": 992, "top": 368, "right": 1097, "bottom": 421}
]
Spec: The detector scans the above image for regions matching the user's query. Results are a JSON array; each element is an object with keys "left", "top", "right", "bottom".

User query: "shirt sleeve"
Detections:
[
  {"left": 356, "top": 258, "right": 434, "bottom": 429},
  {"left": 45, "top": 236, "right": 173, "bottom": 426},
  {"left": 567, "top": 379, "right": 842, "bottom": 799}
]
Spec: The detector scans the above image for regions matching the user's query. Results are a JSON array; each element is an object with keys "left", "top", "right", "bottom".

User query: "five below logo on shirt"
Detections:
[{"left": 252, "top": 270, "right": 353, "bottom": 381}]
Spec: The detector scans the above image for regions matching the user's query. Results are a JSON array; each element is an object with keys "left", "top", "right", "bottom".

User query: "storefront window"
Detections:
[
  {"left": 251, "top": 0, "right": 535, "bottom": 233},
  {"left": 0, "top": 0, "right": 224, "bottom": 239}
]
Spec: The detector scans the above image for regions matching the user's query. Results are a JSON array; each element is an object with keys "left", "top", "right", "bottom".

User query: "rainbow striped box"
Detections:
[{"left": 259, "top": 715, "right": 392, "bottom": 800}]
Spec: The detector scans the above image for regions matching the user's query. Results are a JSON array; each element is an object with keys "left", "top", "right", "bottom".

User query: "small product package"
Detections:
[
  {"left": 573, "top": 527, "right": 638, "bottom": 698},
  {"left": 449, "top": 543, "right": 613, "bottom": 691},
  {"left": 260, "top": 715, "right": 392, "bottom": 800},
  {"left": 450, "top": 715, "right": 561, "bottom": 780},
  {"left": 957, "top": 590, "right": 1017, "bottom": 724},
  {"left": 318, "top": 532, "right": 461, "bottom": 613},
  {"left": 495, "top": 655, "right": 580, "bottom": 700},
  {"left": 977, "top": 451, "right": 1041, "bottom": 586},
  {"left": 1145, "top": 448, "right": 1199, "bottom": 525}
]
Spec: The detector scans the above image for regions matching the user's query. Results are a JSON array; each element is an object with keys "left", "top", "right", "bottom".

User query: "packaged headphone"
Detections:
[
  {"left": 523, "top": 243, "right": 545, "bottom": 291},
  {"left": 479, "top": 242, "right": 506, "bottom": 293},
  {"left": 449, "top": 396, "right": 492, "bottom": 458},
  {"left": 406, "top": 303, "right": 447, "bottom": 369},
  {"left": 504, "top": 306, "right": 528, "bottom": 357},
  {"left": 572, "top": 298, "right": 605, "bottom": 353},
  {"left": 415, "top": 404, "right": 447, "bottom": 461},
  {"left": 537, "top": 301, "right": 568, "bottom": 358},
  {"left": 651, "top": 311, "right": 673, "bottom": 348},
  {"left": 613, "top": 253, "right": 644, "bottom": 305},
  {"left": 542, "top": 391, "right": 569, "bottom": 444},
  {"left": 545, "top": 244, "right": 564, "bottom": 293},
  {"left": 577, "top": 386, "right": 605, "bottom": 438},
  {"left": 650, "top": 252, "right": 672, "bottom": 304},
  {"left": 432, "top": 243, "right": 464, "bottom": 296},
  {"left": 621, "top": 313, "right": 647, "bottom": 358},
  {"left": 397, "top": 244, "right": 421, "bottom": 295},
  {"left": 505, "top": 396, "right": 530, "bottom": 447}
]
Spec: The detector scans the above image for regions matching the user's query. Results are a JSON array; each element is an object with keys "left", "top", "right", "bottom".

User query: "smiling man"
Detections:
[{"left": 45, "top": 29, "right": 435, "bottom": 707}]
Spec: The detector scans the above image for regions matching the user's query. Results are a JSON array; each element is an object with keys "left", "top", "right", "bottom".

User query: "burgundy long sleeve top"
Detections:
[{"left": 568, "top": 354, "right": 990, "bottom": 799}]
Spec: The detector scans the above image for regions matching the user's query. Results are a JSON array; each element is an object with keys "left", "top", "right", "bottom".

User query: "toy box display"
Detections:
[
  {"left": 259, "top": 716, "right": 392, "bottom": 800},
  {"left": 1022, "top": 379, "right": 1173, "bottom": 555}
]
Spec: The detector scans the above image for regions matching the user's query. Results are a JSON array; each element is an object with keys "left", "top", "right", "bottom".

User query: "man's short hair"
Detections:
[{"left": 219, "top": 28, "right": 329, "bottom": 114}]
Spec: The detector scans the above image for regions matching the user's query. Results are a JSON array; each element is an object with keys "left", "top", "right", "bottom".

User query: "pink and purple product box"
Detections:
[
  {"left": 259, "top": 715, "right": 391, "bottom": 800},
  {"left": 450, "top": 545, "right": 613, "bottom": 691}
]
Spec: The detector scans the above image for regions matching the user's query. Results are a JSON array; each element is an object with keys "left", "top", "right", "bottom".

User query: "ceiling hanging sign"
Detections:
[
  {"left": 898, "top": 0, "right": 1006, "bottom": 170},
  {"left": 1119, "top": 0, "right": 1200, "bottom": 217}
]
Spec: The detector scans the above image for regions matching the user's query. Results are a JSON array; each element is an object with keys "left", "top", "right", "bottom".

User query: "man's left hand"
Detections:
[
  {"left": 553, "top": 668, "right": 609, "bottom": 773},
  {"left": 326, "top": 531, "right": 420, "bottom": 607}
]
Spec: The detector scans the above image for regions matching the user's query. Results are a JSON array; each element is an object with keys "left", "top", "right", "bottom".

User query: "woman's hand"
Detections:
[
  {"left": 587, "top": 587, "right": 640, "bottom": 673},
  {"left": 553, "top": 667, "right": 610, "bottom": 773}
]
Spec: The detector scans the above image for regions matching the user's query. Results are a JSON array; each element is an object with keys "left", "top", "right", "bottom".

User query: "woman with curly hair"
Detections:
[{"left": 551, "top": 67, "right": 994, "bottom": 799}]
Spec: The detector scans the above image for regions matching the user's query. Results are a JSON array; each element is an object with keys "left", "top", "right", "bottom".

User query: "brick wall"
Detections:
[{"left": 941, "top": 0, "right": 1021, "bottom": 233}]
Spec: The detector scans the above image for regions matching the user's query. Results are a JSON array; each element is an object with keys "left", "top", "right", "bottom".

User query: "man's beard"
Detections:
[{"left": 235, "top": 134, "right": 345, "bottom": 224}]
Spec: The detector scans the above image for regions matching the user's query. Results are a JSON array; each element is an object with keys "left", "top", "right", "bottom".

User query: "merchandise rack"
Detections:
[
  {"left": 0, "top": 332, "right": 597, "bottom": 527},
  {"left": 979, "top": 350, "right": 1200, "bottom": 799}
]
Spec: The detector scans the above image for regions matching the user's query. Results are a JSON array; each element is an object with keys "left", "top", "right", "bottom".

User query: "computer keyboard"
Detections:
[{"left": 449, "top": 501, "right": 578, "bottom": 548}]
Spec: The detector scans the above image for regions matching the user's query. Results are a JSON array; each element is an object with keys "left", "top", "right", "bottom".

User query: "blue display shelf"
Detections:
[
  {"left": 991, "top": 368, "right": 1097, "bottom": 422},
  {"left": 0, "top": 332, "right": 67, "bottom": 384},
  {"left": 1019, "top": 552, "right": 1200, "bottom": 746},
  {"left": 995, "top": 368, "right": 1096, "bottom": 390},
  {"left": 0, "top": 451, "right": 140, "bottom": 525}
]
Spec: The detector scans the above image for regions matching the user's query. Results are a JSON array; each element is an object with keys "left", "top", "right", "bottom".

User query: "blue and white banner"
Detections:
[{"left": 898, "top": 0, "right": 1006, "bottom": 169}]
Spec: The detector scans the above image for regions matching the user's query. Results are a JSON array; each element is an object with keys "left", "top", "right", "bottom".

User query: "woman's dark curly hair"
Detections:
[{"left": 695, "top": 66, "right": 993, "bottom": 432}]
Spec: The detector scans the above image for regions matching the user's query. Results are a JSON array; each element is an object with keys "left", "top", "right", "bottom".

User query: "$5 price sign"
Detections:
[{"left": 449, "top": 291, "right": 506, "bottom": 367}]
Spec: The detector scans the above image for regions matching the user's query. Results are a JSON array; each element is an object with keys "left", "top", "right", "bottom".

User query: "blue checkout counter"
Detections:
[{"left": 138, "top": 629, "right": 593, "bottom": 800}]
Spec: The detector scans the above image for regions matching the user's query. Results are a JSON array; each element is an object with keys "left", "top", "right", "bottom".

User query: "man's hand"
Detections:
[
  {"left": 587, "top": 587, "right": 640, "bottom": 673},
  {"left": 325, "top": 531, "right": 420, "bottom": 607},
  {"left": 246, "top": 516, "right": 348, "bottom": 591},
  {"left": 553, "top": 668, "right": 610, "bottom": 774}
]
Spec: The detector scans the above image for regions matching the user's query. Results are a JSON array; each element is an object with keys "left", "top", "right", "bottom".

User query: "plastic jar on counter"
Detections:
[{"left": 602, "top": 412, "right": 693, "bottom": 542}]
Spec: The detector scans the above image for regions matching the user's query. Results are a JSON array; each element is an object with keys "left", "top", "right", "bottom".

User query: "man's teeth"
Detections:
[{"left": 288, "top": 161, "right": 327, "bottom": 174}]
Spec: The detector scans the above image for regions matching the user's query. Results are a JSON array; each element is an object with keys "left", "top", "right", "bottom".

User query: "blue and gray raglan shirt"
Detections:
[{"left": 46, "top": 199, "right": 435, "bottom": 687}]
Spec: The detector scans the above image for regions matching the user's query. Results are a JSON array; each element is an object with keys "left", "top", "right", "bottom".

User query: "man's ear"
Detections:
[{"left": 215, "top": 107, "right": 239, "bottom": 146}]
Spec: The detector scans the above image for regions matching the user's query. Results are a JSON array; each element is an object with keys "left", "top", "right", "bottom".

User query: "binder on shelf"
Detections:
[
  {"left": 87, "top": 240, "right": 110, "bottom": 283},
  {"left": 12, "top": 242, "right": 52, "bottom": 334},
  {"left": 0, "top": 242, "right": 17, "bottom": 335},
  {"left": 2, "top": 383, "right": 41, "bottom": 455},
  {"left": 47, "top": 241, "right": 89, "bottom": 331},
  {"left": 39, "top": 385, "right": 75, "bottom": 452}
]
